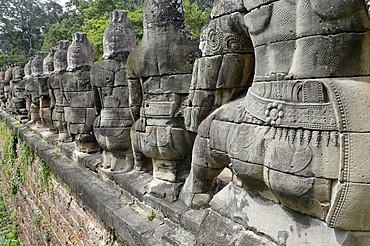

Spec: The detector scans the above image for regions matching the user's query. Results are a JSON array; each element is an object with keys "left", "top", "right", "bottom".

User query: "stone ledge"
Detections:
[{"left": 0, "top": 109, "right": 275, "bottom": 245}]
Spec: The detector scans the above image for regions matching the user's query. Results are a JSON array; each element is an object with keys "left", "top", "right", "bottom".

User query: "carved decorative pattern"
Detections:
[
  {"left": 327, "top": 183, "right": 349, "bottom": 228},
  {"left": 245, "top": 91, "right": 337, "bottom": 130}
]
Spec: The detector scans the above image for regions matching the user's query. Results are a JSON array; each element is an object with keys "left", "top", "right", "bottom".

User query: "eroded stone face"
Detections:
[
  {"left": 127, "top": 0, "right": 200, "bottom": 201},
  {"left": 181, "top": 0, "right": 370, "bottom": 232},
  {"left": 103, "top": 10, "right": 136, "bottom": 61},
  {"left": 54, "top": 40, "right": 70, "bottom": 72},
  {"left": 31, "top": 52, "right": 45, "bottom": 77},
  {"left": 43, "top": 48, "right": 57, "bottom": 75},
  {"left": 67, "top": 32, "right": 94, "bottom": 71},
  {"left": 24, "top": 57, "right": 34, "bottom": 78}
]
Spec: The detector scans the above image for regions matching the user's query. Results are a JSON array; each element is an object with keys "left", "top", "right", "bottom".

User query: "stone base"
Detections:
[
  {"left": 209, "top": 183, "right": 370, "bottom": 246},
  {"left": 146, "top": 178, "right": 183, "bottom": 202},
  {"left": 101, "top": 151, "right": 134, "bottom": 172}
]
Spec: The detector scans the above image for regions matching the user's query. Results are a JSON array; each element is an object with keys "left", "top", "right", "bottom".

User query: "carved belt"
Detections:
[{"left": 244, "top": 90, "right": 338, "bottom": 130}]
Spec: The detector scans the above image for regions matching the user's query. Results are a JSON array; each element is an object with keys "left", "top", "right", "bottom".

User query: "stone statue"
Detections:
[
  {"left": 23, "top": 57, "right": 34, "bottom": 119},
  {"left": 91, "top": 10, "right": 136, "bottom": 172},
  {"left": 1, "top": 64, "right": 13, "bottom": 108},
  {"left": 62, "top": 32, "right": 98, "bottom": 153},
  {"left": 127, "top": 0, "right": 201, "bottom": 201},
  {"left": 184, "top": 4, "right": 255, "bottom": 133},
  {"left": 181, "top": 0, "right": 370, "bottom": 233},
  {"left": 49, "top": 40, "right": 70, "bottom": 141},
  {"left": 8, "top": 62, "right": 27, "bottom": 117},
  {"left": 26, "top": 52, "right": 45, "bottom": 126},
  {"left": 24, "top": 57, "right": 33, "bottom": 79},
  {"left": 40, "top": 48, "right": 57, "bottom": 131}
]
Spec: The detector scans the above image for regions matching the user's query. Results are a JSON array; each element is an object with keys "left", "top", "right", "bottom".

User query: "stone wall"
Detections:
[{"left": 0, "top": 116, "right": 117, "bottom": 245}]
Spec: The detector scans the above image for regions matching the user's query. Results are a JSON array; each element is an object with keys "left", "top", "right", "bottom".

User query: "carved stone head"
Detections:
[
  {"left": 0, "top": 67, "right": 6, "bottom": 81},
  {"left": 13, "top": 62, "right": 24, "bottom": 80},
  {"left": 54, "top": 40, "right": 70, "bottom": 72},
  {"left": 4, "top": 63, "right": 14, "bottom": 82},
  {"left": 43, "top": 48, "right": 57, "bottom": 75},
  {"left": 143, "top": 0, "right": 185, "bottom": 27},
  {"left": 24, "top": 57, "right": 34, "bottom": 78},
  {"left": 67, "top": 32, "right": 94, "bottom": 71},
  {"left": 31, "top": 52, "right": 45, "bottom": 77},
  {"left": 103, "top": 10, "right": 136, "bottom": 61}
]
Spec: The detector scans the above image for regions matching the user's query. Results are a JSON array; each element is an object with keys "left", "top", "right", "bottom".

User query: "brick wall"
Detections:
[{"left": 1, "top": 156, "right": 118, "bottom": 246}]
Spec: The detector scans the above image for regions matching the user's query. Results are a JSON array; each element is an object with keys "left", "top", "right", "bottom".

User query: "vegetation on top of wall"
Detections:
[
  {"left": 35, "top": 157, "right": 54, "bottom": 197},
  {"left": 0, "top": 121, "right": 33, "bottom": 196}
]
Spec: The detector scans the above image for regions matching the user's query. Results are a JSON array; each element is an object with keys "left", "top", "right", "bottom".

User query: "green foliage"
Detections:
[
  {"left": 128, "top": 8, "right": 143, "bottom": 43},
  {"left": 0, "top": 195, "right": 22, "bottom": 246},
  {"left": 183, "top": 0, "right": 211, "bottom": 40},
  {"left": 105, "top": 230, "right": 115, "bottom": 246},
  {"left": 146, "top": 210, "right": 156, "bottom": 221},
  {"left": 36, "top": 157, "right": 54, "bottom": 197},
  {"left": 0, "top": 51, "right": 23, "bottom": 67},
  {"left": 83, "top": 19, "right": 110, "bottom": 62},
  {"left": 0, "top": 0, "right": 65, "bottom": 62},
  {"left": 0, "top": 120, "right": 33, "bottom": 196}
]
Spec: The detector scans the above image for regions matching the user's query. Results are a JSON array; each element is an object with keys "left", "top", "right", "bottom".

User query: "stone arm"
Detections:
[
  {"left": 128, "top": 78, "right": 142, "bottom": 121},
  {"left": 92, "top": 86, "right": 102, "bottom": 116}
]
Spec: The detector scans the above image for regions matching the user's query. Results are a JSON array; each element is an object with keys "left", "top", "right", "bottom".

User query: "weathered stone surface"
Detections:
[
  {"left": 8, "top": 62, "right": 27, "bottom": 116},
  {"left": 126, "top": 0, "right": 200, "bottom": 78},
  {"left": 182, "top": 0, "right": 370, "bottom": 235},
  {"left": 103, "top": 10, "right": 136, "bottom": 61},
  {"left": 43, "top": 48, "right": 56, "bottom": 75},
  {"left": 210, "top": 184, "right": 370, "bottom": 245},
  {"left": 62, "top": 32, "right": 98, "bottom": 153},
  {"left": 92, "top": 10, "right": 136, "bottom": 172},
  {"left": 195, "top": 208, "right": 275, "bottom": 246},
  {"left": 66, "top": 32, "right": 94, "bottom": 71},
  {"left": 31, "top": 52, "right": 45, "bottom": 77},
  {"left": 184, "top": 11, "right": 254, "bottom": 132},
  {"left": 127, "top": 0, "right": 200, "bottom": 199},
  {"left": 24, "top": 57, "right": 33, "bottom": 78},
  {"left": 211, "top": 0, "right": 246, "bottom": 18},
  {"left": 54, "top": 40, "right": 70, "bottom": 72}
]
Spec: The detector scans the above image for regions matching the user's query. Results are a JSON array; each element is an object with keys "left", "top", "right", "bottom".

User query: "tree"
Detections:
[
  {"left": 0, "top": 0, "right": 65, "bottom": 62},
  {"left": 183, "top": 0, "right": 211, "bottom": 40}
]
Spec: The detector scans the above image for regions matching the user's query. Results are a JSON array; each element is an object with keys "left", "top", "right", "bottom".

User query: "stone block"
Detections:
[
  {"left": 340, "top": 133, "right": 370, "bottom": 183},
  {"left": 244, "top": 0, "right": 296, "bottom": 46},
  {"left": 243, "top": 0, "right": 275, "bottom": 11},
  {"left": 328, "top": 182, "right": 370, "bottom": 231},
  {"left": 211, "top": 0, "right": 246, "bottom": 18},
  {"left": 195, "top": 209, "right": 275, "bottom": 245},
  {"left": 191, "top": 90, "right": 216, "bottom": 107},
  {"left": 216, "top": 53, "right": 254, "bottom": 89},
  {"left": 290, "top": 33, "right": 370, "bottom": 78},
  {"left": 114, "top": 66, "right": 128, "bottom": 86},
  {"left": 65, "top": 91, "right": 94, "bottom": 107},
  {"left": 160, "top": 74, "right": 193, "bottom": 94},
  {"left": 142, "top": 76, "right": 160, "bottom": 93},
  {"left": 201, "top": 12, "right": 252, "bottom": 56},
  {"left": 328, "top": 78, "right": 370, "bottom": 132},
  {"left": 192, "top": 56, "right": 223, "bottom": 90},
  {"left": 210, "top": 183, "right": 358, "bottom": 245},
  {"left": 253, "top": 40, "right": 296, "bottom": 78}
]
